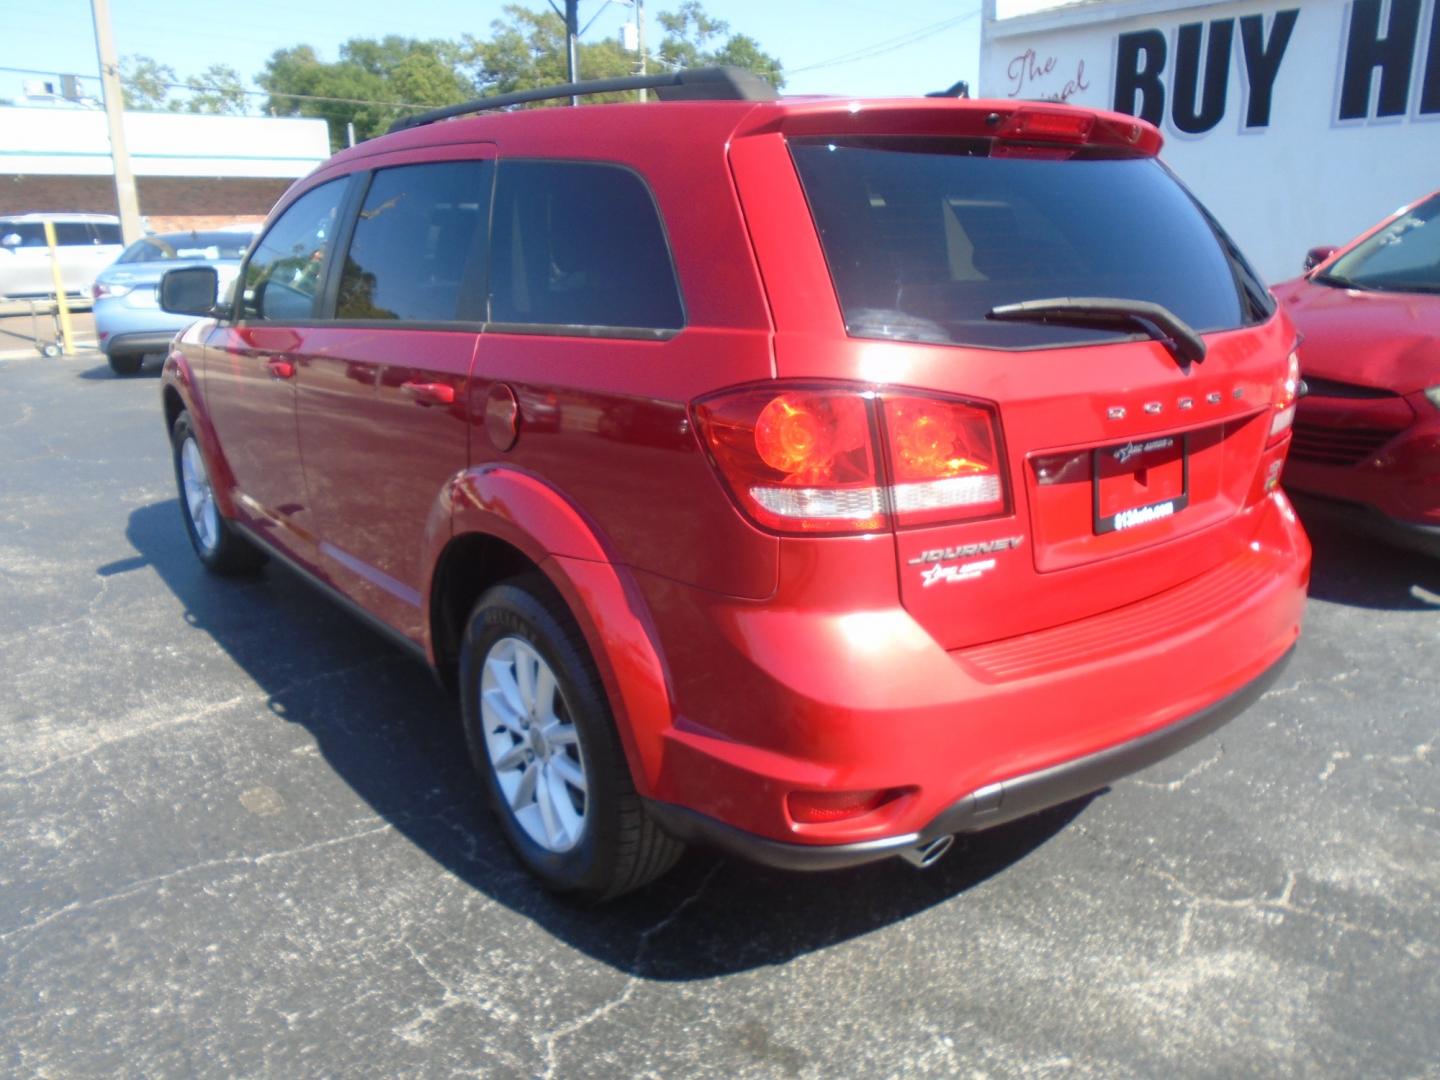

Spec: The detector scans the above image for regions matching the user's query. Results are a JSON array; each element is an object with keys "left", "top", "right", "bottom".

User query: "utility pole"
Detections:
[
  {"left": 636, "top": 0, "right": 647, "bottom": 102},
  {"left": 565, "top": 0, "right": 580, "bottom": 105},
  {"left": 90, "top": 0, "right": 143, "bottom": 245}
]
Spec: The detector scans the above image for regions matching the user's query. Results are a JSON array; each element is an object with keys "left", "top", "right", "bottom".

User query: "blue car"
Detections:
[{"left": 94, "top": 228, "right": 257, "bottom": 375}]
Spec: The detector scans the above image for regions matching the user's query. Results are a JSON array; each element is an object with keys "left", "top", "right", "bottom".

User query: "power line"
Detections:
[
  {"left": 0, "top": 64, "right": 440, "bottom": 112},
  {"left": 790, "top": 7, "right": 981, "bottom": 74}
]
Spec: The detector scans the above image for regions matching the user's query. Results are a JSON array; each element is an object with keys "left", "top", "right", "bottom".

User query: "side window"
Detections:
[
  {"left": 53, "top": 223, "right": 94, "bottom": 246},
  {"left": 2, "top": 223, "right": 47, "bottom": 247},
  {"left": 490, "top": 161, "right": 683, "bottom": 332},
  {"left": 336, "top": 160, "right": 491, "bottom": 322},
  {"left": 242, "top": 180, "right": 346, "bottom": 322},
  {"left": 91, "top": 223, "right": 123, "bottom": 245}
]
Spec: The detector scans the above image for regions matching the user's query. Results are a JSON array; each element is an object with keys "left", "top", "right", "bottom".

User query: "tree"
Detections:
[
  {"left": 180, "top": 65, "right": 247, "bottom": 115},
  {"left": 122, "top": 55, "right": 250, "bottom": 114},
  {"left": 463, "top": 1, "right": 783, "bottom": 102},
  {"left": 461, "top": 5, "right": 634, "bottom": 101},
  {"left": 258, "top": 37, "right": 472, "bottom": 150},
  {"left": 120, "top": 55, "right": 177, "bottom": 111},
  {"left": 657, "top": 1, "right": 784, "bottom": 88}
]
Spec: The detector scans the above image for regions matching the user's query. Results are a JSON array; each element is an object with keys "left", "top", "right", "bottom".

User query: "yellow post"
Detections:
[{"left": 41, "top": 220, "right": 76, "bottom": 357}]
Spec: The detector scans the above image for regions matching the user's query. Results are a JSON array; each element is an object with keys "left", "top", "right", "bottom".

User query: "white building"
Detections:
[
  {"left": 980, "top": 0, "right": 1440, "bottom": 281},
  {"left": 0, "top": 107, "right": 330, "bottom": 231}
]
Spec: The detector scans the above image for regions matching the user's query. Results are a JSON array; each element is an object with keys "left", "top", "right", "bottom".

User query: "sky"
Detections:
[{"left": 0, "top": 0, "right": 986, "bottom": 105}]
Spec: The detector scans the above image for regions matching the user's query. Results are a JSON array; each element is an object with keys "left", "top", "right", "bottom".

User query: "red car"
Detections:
[
  {"left": 1274, "top": 191, "right": 1440, "bottom": 556},
  {"left": 157, "top": 68, "right": 1309, "bottom": 899}
]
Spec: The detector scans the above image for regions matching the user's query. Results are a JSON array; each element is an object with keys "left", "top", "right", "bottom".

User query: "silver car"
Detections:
[
  {"left": 0, "top": 213, "right": 125, "bottom": 301},
  {"left": 94, "top": 228, "right": 257, "bottom": 375}
]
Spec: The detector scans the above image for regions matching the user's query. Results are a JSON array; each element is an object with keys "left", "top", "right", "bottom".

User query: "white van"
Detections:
[{"left": 0, "top": 213, "right": 125, "bottom": 301}]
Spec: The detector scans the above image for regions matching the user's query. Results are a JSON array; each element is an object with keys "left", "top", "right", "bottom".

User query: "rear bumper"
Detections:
[
  {"left": 634, "top": 490, "right": 1310, "bottom": 853},
  {"left": 645, "top": 643, "right": 1294, "bottom": 870},
  {"left": 103, "top": 330, "right": 180, "bottom": 357}
]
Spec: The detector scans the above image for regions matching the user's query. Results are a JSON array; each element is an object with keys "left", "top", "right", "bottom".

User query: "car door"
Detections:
[
  {"left": 204, "top": 177, "right": 353, "bottom": 568},
  {"left": 294, "top": 153, "right": 494, "bottom": 641}
]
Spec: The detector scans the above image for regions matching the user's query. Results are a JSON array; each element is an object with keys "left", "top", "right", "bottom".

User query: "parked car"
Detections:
[
  {"left": 157, "top": 68, "right": 1310, "bottom": 899},
  {"left": 1274, "top": 190, "right": 1440, "bottom": 557},
  {"left": 94, "top": 227, "right": 258, "bottom": 376},
  {"left": 0, "top": 212, "right": 124, "bottom": 302}
]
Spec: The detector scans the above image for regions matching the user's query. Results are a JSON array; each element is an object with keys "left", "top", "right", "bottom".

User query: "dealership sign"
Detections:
[
  {"left": 1115, "top": 1, "right": 1439, "bottom": 131},
  {"left": 979, "top": 0, "right": 1440, "bottom": 282}
]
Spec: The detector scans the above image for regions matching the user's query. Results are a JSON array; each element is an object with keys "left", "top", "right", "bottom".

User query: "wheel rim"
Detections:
[
  {"left": 480, "top": 636, "right": 588, "bottom": 853},
  {"left": 179, "top": 435, "right": 220, "bottom": 555}
]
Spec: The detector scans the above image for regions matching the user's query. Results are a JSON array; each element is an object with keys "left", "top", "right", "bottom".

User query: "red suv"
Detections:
[{"left": 158, "top": 68, "right": 1310, "bottom": 899}]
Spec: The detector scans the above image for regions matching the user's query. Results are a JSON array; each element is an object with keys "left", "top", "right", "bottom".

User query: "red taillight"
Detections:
[
  {"left": 787, "top": 788, "right": 902, "bottom": 824},
  {"left": 694, "top": 387, "right": 882, "bottom": 533},
  {"left": 881, "top": 395, "right": 1005, "bottom": 527},
  {"left": 693, "top": 383, "right": 1008, "bottom": 534}
]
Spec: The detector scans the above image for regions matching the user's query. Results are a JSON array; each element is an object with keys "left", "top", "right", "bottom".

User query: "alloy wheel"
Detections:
[{"left": 480, "top": 635, "right": 589, "bottom": 853}]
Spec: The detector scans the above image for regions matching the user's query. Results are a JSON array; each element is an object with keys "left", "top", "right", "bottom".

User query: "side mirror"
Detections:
[
  {"left": 160, "top": 265, "right": 220, "bottom": 317},
  {"left": 0, "top": 233, "right": 21, "bottom": 249},
  {"left": 1304, "top": 245, "right": 1338, "bottom": 273}
]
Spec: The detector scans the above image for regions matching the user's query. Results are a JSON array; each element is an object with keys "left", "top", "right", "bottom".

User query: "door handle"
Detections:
[
  {"left": 266, "top": 358, "right": 295, "bottom": 379},
  {"left": 401, "top": 380, "right": 455, "bottom": 406}
]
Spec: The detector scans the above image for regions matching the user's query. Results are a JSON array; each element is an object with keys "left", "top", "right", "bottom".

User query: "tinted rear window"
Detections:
[
  {"left": 53, "top": 223, "right": 94, "bottom": 246},
  {"left": 489, "top": 161, "right": 683, "bottom": 332},
  {"left": 118, "top": 232, "right": 254, "bottom": 263},
  {"left": 791, "top": 137, "right": 1265, "bottom": 349}
]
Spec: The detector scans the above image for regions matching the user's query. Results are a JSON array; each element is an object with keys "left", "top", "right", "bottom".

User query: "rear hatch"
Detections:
[{"left": 733, "top": 104, "right": 1292, "bottom": 650}]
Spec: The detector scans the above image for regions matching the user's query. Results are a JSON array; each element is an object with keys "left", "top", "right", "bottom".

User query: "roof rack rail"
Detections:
[{"left": 388, "top": 65, "right": 777, "bottom": 134}]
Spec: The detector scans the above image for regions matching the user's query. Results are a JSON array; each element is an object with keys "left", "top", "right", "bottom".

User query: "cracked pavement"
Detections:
[{"left": 2, "top": 352, "right": 1437, "bottom": 1078}]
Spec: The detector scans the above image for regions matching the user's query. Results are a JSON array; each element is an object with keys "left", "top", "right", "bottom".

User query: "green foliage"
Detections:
[
  {"left": 460, "top": 4, "right": 634, "bottom": 103},
  {"left": 121, "top": 55, "right": 249, "bottom": 114},
  {"left": 657, "top": 1, "right": 784, "bottom": 88},
  {"left": 120, "top": 55, "right": 177, "bottom": 111},
  {"left": 242, "top": 2, "right": 783, "bottom": 149},
  {"left": 259, "top": 37, "right": 473, "bottom": 150},
  {"left": 180, "top": 65, "right": 247, "bottom": 116}
]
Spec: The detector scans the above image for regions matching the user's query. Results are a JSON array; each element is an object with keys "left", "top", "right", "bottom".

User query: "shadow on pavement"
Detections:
[
  {"left": 119, "top": 497, "right": 1090, "bottom": 978},
  {"left": 76, "top": 358, "right": 163, "bottom": 381},
  {"left": 1298, "top": 509, "right": 1440, "bottom": 612}
]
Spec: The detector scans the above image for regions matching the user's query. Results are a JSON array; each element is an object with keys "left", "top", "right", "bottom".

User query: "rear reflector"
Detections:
[
  {"left": 787, "top": 788, "right": 902, "bottom": 824},
  {"left": 693, "top": 383, "right": 1008, "bottom": 534}
]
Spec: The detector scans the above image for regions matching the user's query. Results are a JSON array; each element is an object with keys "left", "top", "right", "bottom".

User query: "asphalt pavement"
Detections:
[{"left": 1, "top": 351, "right": 1437, "bottom": 1078}]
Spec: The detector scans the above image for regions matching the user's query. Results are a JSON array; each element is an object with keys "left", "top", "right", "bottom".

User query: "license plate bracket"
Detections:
[{"left": 1092, "top": 435, "right": 1189, "bottom": 535}]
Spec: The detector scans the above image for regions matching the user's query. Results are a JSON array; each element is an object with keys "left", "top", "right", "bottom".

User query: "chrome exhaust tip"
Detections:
[{"left": 899, "top": 834, "right": 954, "bottom": 869}]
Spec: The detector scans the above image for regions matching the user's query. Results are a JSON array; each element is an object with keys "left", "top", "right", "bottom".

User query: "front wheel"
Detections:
[
  {"left": 108, "top": 353, "right": 143, "bottom": 376},
  {"left": 460, "top": 579, "right": 683, "bottom": 900},
  {"left": 170, "top": 410, "right": 265, "bottom": 575}
]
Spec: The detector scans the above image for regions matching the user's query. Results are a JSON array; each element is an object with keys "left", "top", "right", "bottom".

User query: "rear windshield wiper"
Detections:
[{"left": 987, "top": 297, "right": 1207, "bottom": 367}]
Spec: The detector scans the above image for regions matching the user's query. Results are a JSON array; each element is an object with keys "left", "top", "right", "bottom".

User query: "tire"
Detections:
[
  {"left": 109, "top": 353, "right": 143, "bottom": 376},
  {"left": 170, "top": 410, "right": 266, "bottom": 575},
  {"left": 460, "top": 578, "right": 683, "bottom": 900}
]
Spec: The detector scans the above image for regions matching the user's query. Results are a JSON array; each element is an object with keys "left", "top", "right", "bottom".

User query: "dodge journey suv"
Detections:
[{"left": 158, "top": 67, "right": 1310, "bottom": 899}]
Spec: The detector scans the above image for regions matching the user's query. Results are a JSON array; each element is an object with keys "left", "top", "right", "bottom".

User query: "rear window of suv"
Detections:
[{"left": 790, "top": 136, "right": 1271, "bottom": 349}]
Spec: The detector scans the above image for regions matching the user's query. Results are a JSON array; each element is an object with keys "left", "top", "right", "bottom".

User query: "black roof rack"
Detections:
[{"left": 387, "top": 66, "right": 777, "bottom": 134}]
